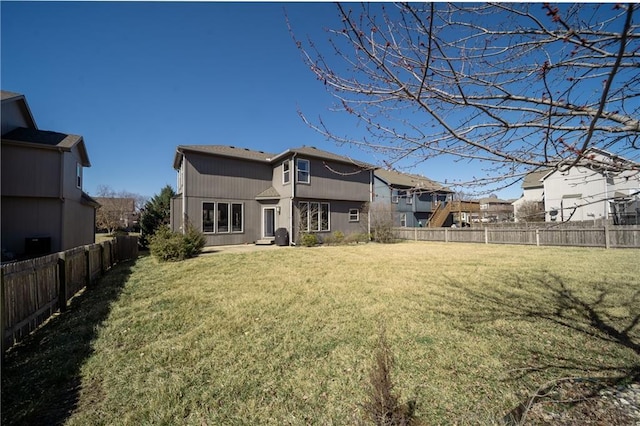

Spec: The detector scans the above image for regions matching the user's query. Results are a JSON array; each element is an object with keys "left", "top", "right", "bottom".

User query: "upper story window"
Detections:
[
  {"left": 406, "top": 193, "right": 413, "bottom": 204},
  {"left": 76, "top": 163, "right": 82, "bottom": 189},
  {"left": 297, "top": 158, "right": 310, "bottom": 184},
  {"left": 283, "top": 161, "right": 290, "bottom": 184},
  {"left": 391, "top": 190, "right": 399, "bottom": 203}
]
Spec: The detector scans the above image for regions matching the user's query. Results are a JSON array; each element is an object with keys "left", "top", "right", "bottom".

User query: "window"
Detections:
[
  {"left": 391, "top": 190, "right": 399, "bottom": 203},
  {"left": 349, "top": 208, "right": 360, "bottom": 222},
  {"left": 406, "top": 193, "right": 413, "bottom": 204},
  {"left": 217, "top": 202, "right": 229, "bottom": 233},
  {"left": 283, "top": 161, "right": 290, "bottom": 184},
  {"left": 76, "top": 163, "right": 82, "bottom": 188},
  {"left": 203, "top": 203, "right": 215, "bottom": 233},
  {"left": 299, "top": 201, "right": 330, "bottom": 232},
  {"left": 203, "top": 202, "right": 244, "bottom": 234},
  {"left": 400, "top": 213, "right": 407, "bottom": 227},
  {"left": 297, "top": 159, "right": 310, "bottom": 183},
  {"left": 232, "top": 203, "right": 243, "bottom": 232}
]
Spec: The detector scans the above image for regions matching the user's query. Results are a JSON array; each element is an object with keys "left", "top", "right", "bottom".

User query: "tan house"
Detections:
[{"left": 1, "top": 90, "right": 98, "bottom": 259}]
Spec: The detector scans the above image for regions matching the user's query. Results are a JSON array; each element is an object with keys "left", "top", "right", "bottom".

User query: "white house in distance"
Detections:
[{"left": 514, "top": 148, "right": 640, "bottom": 224}]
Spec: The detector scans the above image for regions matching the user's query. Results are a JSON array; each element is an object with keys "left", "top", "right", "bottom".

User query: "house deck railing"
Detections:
[
  {"left": 1, "top": 236, "right": 138, "bottom": 353},
  {"left": 395, "top": 225, "right": 640, "bottom": 249}
]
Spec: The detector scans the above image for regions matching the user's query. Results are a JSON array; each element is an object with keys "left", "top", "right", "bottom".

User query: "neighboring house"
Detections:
[
  {"left": 1, "top": 90, "right": 98, "bottom": 259},
  {"left": 476, "top": 196, "right": 515, "bottom": 222},
  {"left": 372, "top": 169, "right": 452, "bottom": 227},
  {"left": 513, "top": 149, "right": 640, "bottom": 224},
  {"left": 542, "top": 149, "right": 639, "bottom": 223},
  {"left": 512, "top": 169, "right": 549, "bottom": 222},
  {"left": 171, "top": 145, "right": 373, "bottom": 246},
  {"left": 94, "top": 197, "right": 138, "bottom": 231}
]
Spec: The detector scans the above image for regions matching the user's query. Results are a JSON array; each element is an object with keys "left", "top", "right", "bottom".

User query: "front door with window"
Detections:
[{"left": 263, "top": 207, "right": 276, "bottom": 238}]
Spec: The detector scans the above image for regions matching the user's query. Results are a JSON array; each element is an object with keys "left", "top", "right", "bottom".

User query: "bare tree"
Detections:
[
  {"left": 95, "top": 185, "right": 143, "bottom": 234},
  {"left": 515, "top": 200, "right": 546, "bottom": 223},
  {"left": 290, "top": 3, "right": 640, "bottom": 192}
]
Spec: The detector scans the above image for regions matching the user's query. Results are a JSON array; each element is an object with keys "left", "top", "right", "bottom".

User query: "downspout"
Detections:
[
  {"left": 182, "top": 152, "right": 187, "bottom": 234},
  {"left": 59, "top": 148, "right": 65, "bottom": 250},
  {"left": 290, "top": 153, "right": 296, "bottom": 245},
  {"left": 368, "top": 169, "right": 373, "bottom": 236}
]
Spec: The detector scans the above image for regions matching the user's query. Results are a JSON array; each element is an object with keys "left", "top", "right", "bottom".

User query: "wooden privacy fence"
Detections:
[
  {"left": 1, "top": 236, "right": 138, "bottom": 353},
  {"left": 396, "top": 226, "right": 640, "bottom": 249}
]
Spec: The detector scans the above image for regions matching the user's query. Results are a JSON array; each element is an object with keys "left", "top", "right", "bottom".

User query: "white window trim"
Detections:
[
  {"left": 391, "top": 190, "right": 399, "bottom": 204},
  {"left": 299, "top": 201, "right": 330, "bottom": 232},
  {"left": 349, "top": 208, "right": 360, "bottom": 222},
  {"left": 282, "top": 161, "right": 290, "bottom": 185},
  {"left": 406, "top": 193, "right": 413, "bottom": 204},
  {"left": 297, "top": 158, "right": 310, "bottom": 184},
  {"left": 76, "top": 163, "right": 82, "bottom": 189},
  {"left": 202, "top": 201, "right": 244, "bottom": 234}
]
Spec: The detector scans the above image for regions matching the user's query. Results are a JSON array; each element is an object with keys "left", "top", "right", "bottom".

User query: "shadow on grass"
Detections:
[
  {"left": 1, "top": 258, "right": 138, "bottom": 426},
  {"left": 431, "top": 271, "right": 639, "bottom": 424}
]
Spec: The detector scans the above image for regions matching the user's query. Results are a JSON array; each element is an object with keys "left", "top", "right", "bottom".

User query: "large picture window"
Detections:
[
  {"left": 202, "top": 202, "right": 243, "bottom": 234},
  {"left": 232, "top": 203, "right": 243, "bottom": 232},
  {"left": 217, "top": 203, "right": 229, "bottom": 233},
  {"left": 297, "top": 159, "right": 310, "bottom": 183},
  {"left": 203, "top": 203, "right": 215, "bottom": 233},
  {"left": 299, "top": 201, "right": 330, "bottom": 232}
]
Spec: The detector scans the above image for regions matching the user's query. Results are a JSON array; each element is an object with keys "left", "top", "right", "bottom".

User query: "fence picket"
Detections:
[{"left": 2, "top": 237, "right": 138, "bottom": 353}]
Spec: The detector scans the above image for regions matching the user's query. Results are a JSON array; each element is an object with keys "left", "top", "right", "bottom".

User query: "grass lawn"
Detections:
[{"left": 2, "top": 242, "right": 638, "bottom": 425}]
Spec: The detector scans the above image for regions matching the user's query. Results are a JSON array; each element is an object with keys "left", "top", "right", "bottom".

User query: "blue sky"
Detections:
[{"left": 2, "top": 1, "right": 522, "bottom": 200}]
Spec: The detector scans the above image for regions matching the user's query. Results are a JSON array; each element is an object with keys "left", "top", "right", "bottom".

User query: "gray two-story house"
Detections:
[
  {"left": 171, "top": 145, "right": 373, "bottom": 246},
  {"left": 373, "top": 168, "right": 453, "bottom": 227},
  {"left": 1, "top": 90, "right": 98, "bottom": 258}
]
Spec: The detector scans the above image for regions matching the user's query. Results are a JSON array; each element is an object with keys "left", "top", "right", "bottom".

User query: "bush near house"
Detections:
[{"left": 149, "top": 225, "right": 204, "bottom": 262}]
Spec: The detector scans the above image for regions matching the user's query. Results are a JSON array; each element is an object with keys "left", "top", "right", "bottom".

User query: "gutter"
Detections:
[
  {"left": 182, "top": 153, "right": 187, "bottom": 234},
  {"left": 290, "top": 153, "right": 296, "bottom": 245}
]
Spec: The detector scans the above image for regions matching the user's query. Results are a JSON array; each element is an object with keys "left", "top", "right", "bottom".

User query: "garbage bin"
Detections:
[{"left": 275, "top": 228, "right": 289, "bottom": 246}]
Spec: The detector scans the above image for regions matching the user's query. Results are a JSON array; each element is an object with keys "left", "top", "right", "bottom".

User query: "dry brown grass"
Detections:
[{"left": 2, "top": 242, "right": 638, "bottom": 425}]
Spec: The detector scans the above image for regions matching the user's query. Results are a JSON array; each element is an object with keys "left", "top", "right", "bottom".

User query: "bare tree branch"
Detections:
[{"left": 289, "top": 3, "right": 640, "bottom": 191}]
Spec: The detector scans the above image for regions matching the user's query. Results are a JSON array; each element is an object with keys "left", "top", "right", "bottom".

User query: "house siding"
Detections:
[
  {"left": 1, "top": 197, "right": 63, "bottom": 254},
  {"left": 1, "top": 144, "right": 61, "bottom": 198},
  {"left": 295, "top": 157, "right": 370, "bottom": 201},
  {"left": 292, "top": 199, "right": 367, "bottom": 243},
  {"left": 185, "top": 152, "right": 273, "bottom": 198}
]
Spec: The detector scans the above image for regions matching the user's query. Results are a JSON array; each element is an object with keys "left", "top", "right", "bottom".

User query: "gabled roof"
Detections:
[
  {"left": 255, "top": 186, "right": 281, "bottom": 200},
  {"left": 374, "top": 168, "right": 452, "bottom": 193},
  {"left": 2, "top": 127, "right": 91, "bottom": 166},
  {"left": 174, "top": 145, "right": 276, "bottom": 169},
  {"left": 174, "top": 144, "right": 374, "bottom": 170},
  {"left": 477, "top": 196, "right": 512, "bottom": 205},
  {"left": 271, "top": 146, "right": 374, "bottom": 168},
  {"left": 522, "top": 169, "right": 552, "bottom": 189},
  {"left": 1, "top": 90, "right": 37, "bottom": 130}
]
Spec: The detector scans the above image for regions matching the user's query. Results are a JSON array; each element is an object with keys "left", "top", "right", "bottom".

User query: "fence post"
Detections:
[
  {"left": 536, "top": 229, "right": 540, "bottom": 247},
  {"left": 58, "top": 253, "right": 67, "bottom": 313},
  {"left": 445, "top": 229, "right": 449, "bottom": 243},
  {"left": 1, "top": 268, "right": 5, "bottom": 357},
  {"left": 414, "top": 227, "right": 417, "bottom": 241},
  {"left": 85, "top": 246, "right": 92, "bottom": 287},
  {"left": 604, "top": 225, "right": 610, "bottom": 249},
  {"left": 484, "top": 228, "right": 489, "bottom": 245}
]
